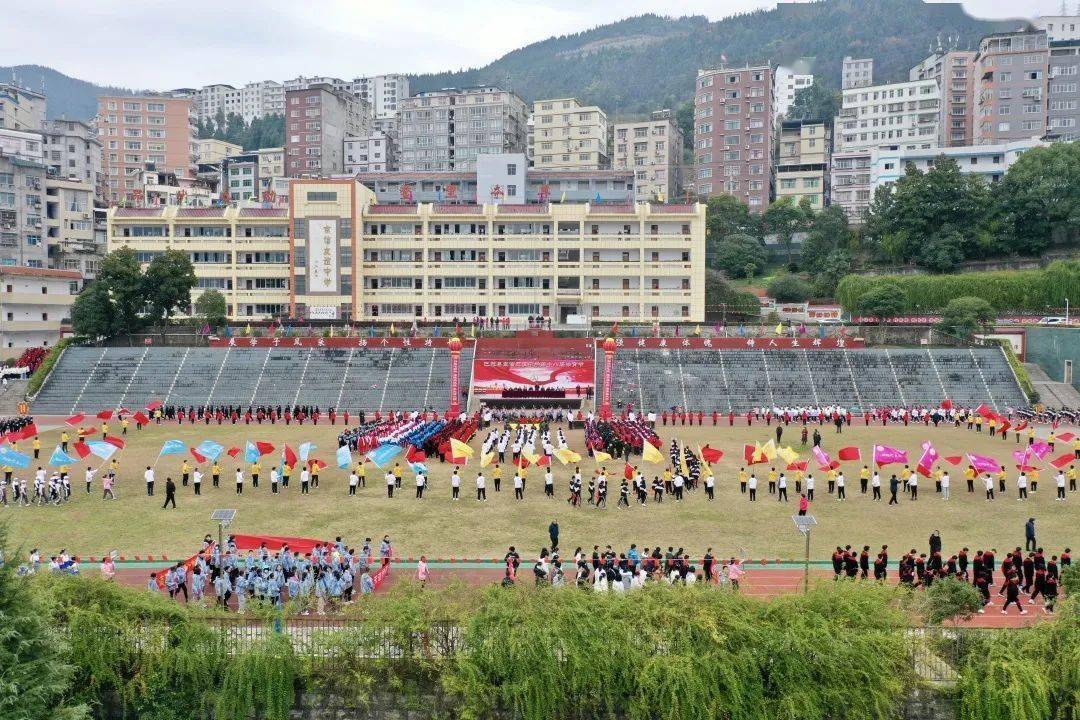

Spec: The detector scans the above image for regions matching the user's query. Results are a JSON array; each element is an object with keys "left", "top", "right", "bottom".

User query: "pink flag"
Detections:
[
  {"left": 873, "top": 445, "right": 908, "bottom": 467},
  {"left": 1030, "top": 441, "right": 1051, "bottom": 460},
  {"left": 1012, "top": 447, "right": 1033, "bottom": 466},
  {"left": 917, "top": 441, "right": 939, "bottom": 473},
  {"left": 812, "top": 446, "right": 831, "bottom": 468},
  {"left": 967, "top": 452, "right": 1000, "bottom": 474}
]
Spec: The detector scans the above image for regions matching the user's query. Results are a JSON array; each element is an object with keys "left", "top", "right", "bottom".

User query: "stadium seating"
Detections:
[
  {"left": 30, "top": 346, "right": 473, "bottom": 415},
  {"left": 598, "top": 347, "right": 1026, "bottom": 413}
]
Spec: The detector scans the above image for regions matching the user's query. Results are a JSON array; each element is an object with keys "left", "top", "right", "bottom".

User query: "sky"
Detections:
[{"left": 1, "top": 0, "right": 1067, "bottom": 89}]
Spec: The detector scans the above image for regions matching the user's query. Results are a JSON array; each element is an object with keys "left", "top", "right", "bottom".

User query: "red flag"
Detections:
[
  {"left": 443, "top": 452, "right": 467, "bottom": 466},
  {"left": 117, "top": 407, "right": 132, "bottom": 416},
  {"left": 1017, "top": 464, "right": 1038, "bottom": 472},
  {"left": 624, "top": 463, "right": 635, "bottom": 480},
  {"left": 1050, "top": 453, "right": 1074, "bottom": 469},
  {"left": 837, "top": 446, "right": 861, "bottom": 462},
  {"left": 405, "top": 445, "right": 426, "bottom": 463},
  {"left": 828, "top": 460, "right": 841, "bottom": 470},
  {"left": 516, "top": 455, "right": 531, "bottom": 469},
  {"left": 917, "top": 465, "right": 933, "bottom": 478},
  {"left": 940, "top": 399, "right": 953, "bottom": 410},
  {"left": 190, "top": 447, "right": 207, "bottom": 464},
  {"left": 132, "top": 411, "right": 150, "bottom": 425},
  {"left": 309, "top": 459, "right": 328, "bottom": 471},
  {"left": 226, "top": 446, "right": 242, "bottom": 458},
  {"left": 103, "top": 436, "right": 126, "bottom": 450},
  {"left": 700, "top": 445, "right": 724, "bottom": 463},
  {"left": 536, "top": 455, "right": 551, "bottom": 467},
  {"left": 1057, "top": 432, "right": 1076, "bottom": 443},
  {"left": 944, "top": 456, "right": 963, "bottom": 466},
  {"left": 786, "top": 460, "right": 808, "bottom": 471},
  {"left": 1014, "top": 421, "right": 1029, "bottom": 432},
  {"left": 975, "top": 404, "right": 996, "bottom": 420},
  {"left": 998, "top": 418, "right": 1012, "bottom": 434},
  {"left": 72, "top": 441, "right": 92, "bottom": 459},
  {"left": 12, "top": 423, "right": 38, "bottom": 440},
  {"left": 255, "top": 441, "right": 275, "bottom": 456},
  {"left": 65, "top": 413, "right": 86, "bottom": 426},
  {"left": 79, "top": 426, "right": 98, "bottom": 437},
  {"left": 282, "top": 444, "right": 298, "bottom": 468},
  {"left": 146, "top": 400, "right": 163, "bottom": 411},
  {"left": 96, "top": 409, "right": 114, "bottom": 420}
]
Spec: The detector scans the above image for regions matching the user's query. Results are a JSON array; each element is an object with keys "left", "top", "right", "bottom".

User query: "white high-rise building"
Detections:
[
  {"left": 834, "top": 78, "right": 941, "bottom": 153},
  {"left": 240, "top": 81, "right": 285, "bottom": 122},
  {"left": 347, "top": 75, "right": 409, "bottom": 119},
  {"left": 774, "top": 66, "right": 814, "bottom": 120},
  {"left": 842, "top": 57, "right": 874, "bottom": 90}
]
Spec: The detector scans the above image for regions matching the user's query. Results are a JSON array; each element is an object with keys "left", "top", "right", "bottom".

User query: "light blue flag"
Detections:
[
  {"left": 48, "top": 446, "right": 78, "bottom": 467},
  {"left": 366, "top": 443, "right": 402, "bottom": 469},
  {"left": 299, "top": 442, "right": 315, "bottom": 463},
  {"left": 160, "top": 440, "right": 186, "bottom": 456},
  {"left": 197, "top": 440, "right": 225, "bottom": 462},
  {"left": 336, "top": 445, "right": 351, "bottom": 469},
  {"left": 410, "top": 461, "right": 428, "bottom": 475},
  {"left": 245, "top": 441, "right": 259, "bottom": 464},
  {"left": 0, "top": 446, "right": 31, "bottom": 469},
  {"left": 86, "top": 441, "right": 117, "bottom": 460}
]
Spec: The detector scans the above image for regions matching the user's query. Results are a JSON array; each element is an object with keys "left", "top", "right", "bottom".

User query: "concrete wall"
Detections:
[{"left": 1025, "top": 326, "right": 1080, "bottom": 389}]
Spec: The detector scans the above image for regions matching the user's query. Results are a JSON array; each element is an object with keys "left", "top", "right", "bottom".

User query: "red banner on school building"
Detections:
[
  {"left": 604, "top": 336, "right": 865, "bottom": 350},
  {"left": 207, "top": 336, "right": 475, "bottom": 349}
]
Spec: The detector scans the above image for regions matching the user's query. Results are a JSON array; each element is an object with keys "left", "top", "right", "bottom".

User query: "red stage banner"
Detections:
[
  {"left": 472, "top": 337, "right": 595, "bottom": 398},
  {"left": 604, "top": 336, "right": 865, "bottom": 350},
  {"left": 208, "top": 336, "right": 475, "bottom": 349}
]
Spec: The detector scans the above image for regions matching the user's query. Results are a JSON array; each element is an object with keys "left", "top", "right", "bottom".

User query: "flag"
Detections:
[
  {"left": 366, "top": 443, "right": 403, "bottom": 468},
  {"left": 940, "top": 399, "right": 953, "bottom": 410},
  {"left": 282, "top": 443, "right": 298, "bottom": 468},
  {"left": 96, "top": 409, "right": 114, "bottom": 420},
  {"left": 679, "top": 446, "right": 690, "bottom": 475},
  {"left": 873, "top": 445, "right": 907, "bottom": 467},
  {"left": 410, "top": 461, "right": 428, "bottom": 475},
  {"left": 944, "top": 455, "right": 963, "bottom": 466},
  {"left": 774, "top": 323, "right": 783, "bottom": 335},
  {"left": 405, "top": 445, "right": 426, "bottom": 463},
  {"left": 516, "top": 455, "right": 531, "bottom": 469},
  {"left": 554, "top": 448, "right": 581, "bottom": 465},
  {"left": 189, "top": 447, "right": 207, "bottom": 464},
  {"left": 966, "top": 452, "right": 1000, "bottom": 474},
  {"left": 1057, "top": 432, "right": 1076, "bottom": 443},
  {"left": 1050, "top": 453, "right": 1074, "bottom": 469},
  {"left": 255, "top": 441, "right": 275, "bottom": 456},
  {"left": 160, "top": 440, "right": 186, "bottom": 456},
  {"left": 642, "top": 442, "right": 664, "bottom": 464},
  {"left": 79, "top": 426, "right": 98, "bottom": 437},
  {"left": 0, "top": 446, "right": 31, "bottom": 469},
  {"left": 298, "top": 442, "right": 316, "bottom": 463},
  {"left": 244, "top": 441, "right": 260, "bottom": 463},
  {"left": 48, "top": 446, "right": 77, "bottom": 467},
  {"left": 309, "top": 459, "right": 328, "bottom": 472},
  {"left": 624, "top": 463, "right": 635, "bottom": 480},
  {"left": 812, "top": 446, "right": 831, "bottom": 468},
  {"left": 72, "top": 441, "right": 92, "bottom": 459},
  {"left": 974, "top": 404, "right": 996, "bottom": 420},
  {"left": 759, "top": 439, "right": 778, "bottom": 460},
  {"left": 1012, "top": 448, "right": 1033, "bottom": 466},
  {"left": 536, "top": 455, "right": 551, "bottom": 467},
  {"left": 480, "top": 451, "right": 495, "bottom": 468},
  {"left": 443, "top": 451, "right": 468, "bottom": 466},
  {"left": 699, "top": 445, "right": 724, "bottom": 464},
  {"left": 449, "top": 438, "right": 474, "bottom": 459},
  {"left": 1030, "top": 441, "right": 1051, "bottom": 460},
  {"left": 837, "top": 446, "right": 861, "bottom": 462},
  {"left": 196, "top": 440, "right": 224, "bottom": 461},
  {"left": 1014, "top": 421, "right": 1029, "bottom": 432},
  {"left": 522, "top": 450, "right": 541, "bottom": 466},
  {"left": 65, "top": 413, "right": 86, "bottom": 426},
  {"left": 132, "top": 411, "right": 150, "bottom": 425},
  {"left": 777, "top": 446, "right": 798, "bottom": 465},
  {"left": 593, "top": 450, "right": 612, "bottom": 463},
  {"left": 86, "top": 441, "right": 117, "bottom": 460},
  {"left": 917, "top": 441, "right": 939, "bottom": 473},
  {"left": 336, "top": 445, "right": 351, "bottom": 469},
  {"left": 104, "top": 436, "right": 126, "bottom": 450},
  {"left": 786, "top": 460, "right": 808, "bottom": 471},
  {"left": 146, "top": 400, "right": 163, "bottom": 411},
  {"left": 917, "top": 464, "right": 933, "bottom": 478},
  {"left": 226, "top": 446, "right": 242, "bottom": 459}
]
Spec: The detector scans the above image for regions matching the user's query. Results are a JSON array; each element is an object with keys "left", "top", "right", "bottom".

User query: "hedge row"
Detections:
[
  {"left": 26, "top": 337, "right": 72, "bottom": 397},
  {"left": 836, "top": 261, "right": 1080, "bottom": 313}
]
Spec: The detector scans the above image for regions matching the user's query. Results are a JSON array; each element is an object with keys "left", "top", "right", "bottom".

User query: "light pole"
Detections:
[{"left": 792, "top": 514, "right": 817, "bottom": 594}]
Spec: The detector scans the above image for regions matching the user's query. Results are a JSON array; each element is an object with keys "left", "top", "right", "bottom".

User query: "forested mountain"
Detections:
[
  {"left": 412, "top": 0, "right": 1023, "bottom": 114},
  {"left": 3, "top": 0, "right": 1025, "bottom": 122}
]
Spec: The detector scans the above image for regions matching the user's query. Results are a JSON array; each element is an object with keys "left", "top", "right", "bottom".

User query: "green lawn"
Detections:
[{"left": 2, "top": 420, "right": 1075, "bottom": 561}]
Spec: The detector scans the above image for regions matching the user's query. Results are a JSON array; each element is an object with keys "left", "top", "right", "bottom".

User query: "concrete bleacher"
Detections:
[
  {"left": 599, "top": 347, "right": 1027, "bottom": 413},
  {"left": 31, "top": 346, "right": 473, "bottom": 415}
]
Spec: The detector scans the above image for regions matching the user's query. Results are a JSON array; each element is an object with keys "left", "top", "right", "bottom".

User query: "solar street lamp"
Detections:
[
  {"left": 210, "top": 508, "right": 237, "bottom": 553},
  {"left": 792, "top": 514, "right": 817, "bottom": 595}
]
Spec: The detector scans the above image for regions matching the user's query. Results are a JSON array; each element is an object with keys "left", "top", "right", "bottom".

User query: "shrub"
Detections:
[
  {"left": 766, "top": 275, "right": 813, "bottom": 302},
  {"left": 916, "top": 576, "right": 985, "bottom": 625},
  {"left": 26, "top": 338, "right": 72, "bottom": 397}
]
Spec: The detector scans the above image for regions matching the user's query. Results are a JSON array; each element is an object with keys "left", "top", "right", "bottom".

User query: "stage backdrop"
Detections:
[{"left": 472, "top": 336, "right": 595, "bottom": 398}]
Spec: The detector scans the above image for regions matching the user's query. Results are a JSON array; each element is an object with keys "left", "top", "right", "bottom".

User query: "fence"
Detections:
[{"left": 908, "top": 626, "right": 998, "bottom": 684}]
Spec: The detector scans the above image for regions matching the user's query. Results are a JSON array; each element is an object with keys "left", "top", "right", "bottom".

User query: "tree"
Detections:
[
  {"left": 787, "top": 83, "right": 840, "bottom": 123},
  {"left": 811, "top": 248, "right": 853, "bottom": 298},
  {"left": 713, "top": 233, "right": 768, "bottom": 279},
  {"left": 854, "top": 282, "right": 906, "bottom": 330},
  {"left": 97, "top": 246, "right": 146, "bottom": 340},
  {"left": 766, "top": 275, "right": 812, "bottom": 302},
  {"left": 763, "top": 197, "right": 804, "bottom": 267},
  {"left": 675, "top": 101, "right": 695, "bottom": 153},
  {"left": 937, "top": 296, "right": 995, "bottom": 339},
  {"left": 996, "top": 142, "right": 1080, "bottom": 255},
  {"left": 194, "top": 289, "right": 228, "bottom": 331},
  {"left": 0, "top": 525, "right": 86, "bottom": 720},
  {"left": 705, "top": 269, "right": 761, "bottom": 321},
  {"left": 802, "top": 205, "right": 853, "bottom": 273},
  {"left": 144, "top": 249, "right": 197, "bottom": 337},
  {"left": 70, "top": 281, "right": 115, "bottom": 341},
  {"left": 915, "top": 576, "right": 985, "bottom": 625}
]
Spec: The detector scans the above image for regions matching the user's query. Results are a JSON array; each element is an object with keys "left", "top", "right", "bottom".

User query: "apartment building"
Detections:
[
  {"left": 774, "top": 66, "right": 814, "bottom": 120},
  {"left": 693, "top": 65, "right": 773, "bottom": 211},
  {"left": 842, "top": 57, "right": 874, "bottom": 90},
  {"left": 107, "top": 204, "right": 291, "bottom": 320},
  {"left": 530, "top": 98, "right": 609, "bottom": 171},
  {"left": 1048, "top": 38, "right": 1080, "bottom": 140},
  {"left": 284, "top": 84, "right": 372, "bottom": 177},
  {"left": 0, "top": 129, "right": 47, "bottom": 268},
  {"left": 835, "top": 78, "right": 941, "bottom": 153},
  {"left": 774, "top": 120, "right": 831, "bottom": 209},
  {"left": 0, "top": 83, "right": 46, "bottom": 132},
  {"left": 256, "top": 147, "right": 285, "bottom": 196},
  {"left": 219, "top": 152, "right": 261, "bottom": 202},
  {"left": 612, "top": 110, "right": 684, "bottom": 202},
  {"left": 829, "top": 149, "right": 873, "bottom": 222},
  {"left": 96, "top": 94, "right": 197, "bottom": 204},
  {"left": 44, "top": 177, "right": 99, "bottom": 285},
  {"left": 910, "top": 49, "right": 976, "bottom": 146},
  {"left": 344, "top": 131, "right": 398, "bottom": 173},
  {"left": 196, "top": 138, "right": 243, "bottom": 164},
  {"left": 41, "top": 119, "right": 103, "bottom": 196},
  {"left": 1035, "top": 14, "right": 1080, "bottom": 41},
  {"left": 241, "top": 81, "right": 285, "bottom": 122},
  {"left": 973, "top": 30, "right": 1049, "bottom": 145},
  {"left": 348, "top": 74, "right": 409, "bottom": 119},
  {"left": 398, "top": 87, "right": 529, "bottom": 172},
  {"left": 0, "top": 266, "right": 80, "bottom": 356},
  {"left": 871, "top": 138, "right": 1046, "bottom": 190}
]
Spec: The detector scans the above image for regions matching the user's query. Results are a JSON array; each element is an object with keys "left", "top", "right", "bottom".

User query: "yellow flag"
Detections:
[
  {"left": 752, "top": 443, "right": 767, "bottom": 463},
  {"left": 523, "top": 450, "right": 541, "bottom": 466},
  {"left": 774, "top": 322, "right": 783, "bottom": 335},
  {"left": 480, "top": 451, "right": 494, "bottom": 467},
  {"left": 693, "top": 325, "right": 701, "bottom": 336},
  {"left": 470, "top": 324, "right": 476, "bottom": 338},
  {"left": 389, "top": 323, "right": 396, "bottom": 336},
  {"left": 593, "top": 451, "right": 612, "bottom": 464},
  {"left": 554, "top": 448, "right": 581, "bottom": 465},
  {"left": 778, "top": 446, "right": 798, "bottom": 465},
  {"left": 679, "top": 446, "right": 690, "bottom": 475},
  {"left": 450, "top": 438, "right": 474, "bottom": 459},
  {"left": 244, "top": 323, "right": 252, "bottom": 336},
  {"left": 760, "top": 439, "right": 778, "bottom": 460},
  {"left": 642, "top": 442, "right": 663, "bottom": 464},
  {"left": 329, "top": 326, "right": 335, "bottom": 338},
  {"left": 509, "top": 423, "right": 518, "bottom": 430}
]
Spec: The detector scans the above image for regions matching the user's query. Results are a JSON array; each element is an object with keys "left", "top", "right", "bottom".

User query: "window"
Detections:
[{"left": 306, "top": 191, "right": 337, "bottom": 202}]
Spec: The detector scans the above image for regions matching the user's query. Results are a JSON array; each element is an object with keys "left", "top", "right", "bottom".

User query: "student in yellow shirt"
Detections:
[
  {"left": 283, "top": 463, "right": 293, "bottom": 488},
  {"left": 859, "top": 465, "right": 871, "bottom": 494},
  {"left": 933, "top": 468, "right": 943, "bottom": 493},
  {"left": 974, "top": 415, "right": 983, "bottom": 432},
  {"left": 2, "top": 464, "right": 12, "bottom": 483},
  {"left": 392, "top": 462, "right": 404, "bottom": 489},
  {"left": 1068, "top": 465, "right": 1077, "bottom": 492},
  {"left": 212, "top": 462, "right": 221, "bottom": 487},
  {"left": 794, "top": 468, "right": 804, "bottom": 493},
  {"left": 1030, "top": 468, "right": 1040, "bottom": 493},
  {"left": 1027, "top": 426, "right": 1036, "bottom": 445},
  {"left": 997, "top": 466, "right": 1008, "bottom": 494},
  {"left": 1048, "top": 432, "right": 1056, "bottom": 451},
  {"left": 964, "top": 466, "right": 976, "bottom": 493},
  {"left": 767, "top": 467, "right": 778, "bottom": 494},
  {"left": 738, "top": 468, "right": 748, "bottom": 494},
  {"left": 827, "top": 468, "right": 838, "bottom": 494},
  {"left": 251, "top": 462, "right": 261, "bottom": 488},
  {"left": 492, "top": 464, "right": 503, "bottom": 492},
  {"left": 32, "top": 436, "right": 41, "bottom": 459},
  {"left": 988, "top": 417, "right": 996, "bottom": 437},
  {"left": 354, "top": 461, "right": 365, "bottom": 488},
  {"left": 60, "top": 431, "right": 70, "bottom": 452},
  {"left": 110, "top": 458, "right": 119, "bottom": 474},
  {"left": 101, "top": 421, "right": 109, "bottom": 439},
  {"left": 121, "top": 417, "right": 130, "bottom": 435},
  {"left": 181, "top": 461, "right": 190, "bottom": 487}
]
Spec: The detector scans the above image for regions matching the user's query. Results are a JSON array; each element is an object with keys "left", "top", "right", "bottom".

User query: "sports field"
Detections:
[{"left": 3, "top": 418, "right": 1077, "bottom": 560}]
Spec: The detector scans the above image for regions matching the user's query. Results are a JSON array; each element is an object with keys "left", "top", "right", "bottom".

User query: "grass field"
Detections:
[{"left": 2, "top": 418, "right": 1077, "bottom": 561}]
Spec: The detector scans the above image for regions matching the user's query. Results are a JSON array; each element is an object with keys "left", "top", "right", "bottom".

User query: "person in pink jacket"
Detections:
[
  {"left": 417, "top": 556, "right": 430, "bottom": 587},
  {"left": 726, "top": 559, "right": 744, "bottom": 591},
  {"left": 100, "top": 556, "right": 116, "bottom": 582}
]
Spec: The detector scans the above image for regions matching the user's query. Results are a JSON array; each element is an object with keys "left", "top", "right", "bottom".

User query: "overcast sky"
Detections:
[{"left": 1, "top": 0, "right": 1065, "bottom": 89}]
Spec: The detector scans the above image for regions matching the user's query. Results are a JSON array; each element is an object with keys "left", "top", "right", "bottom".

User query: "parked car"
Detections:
[{"left": 1037, "top": 316, "right": 1068, "bottom": 325}]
